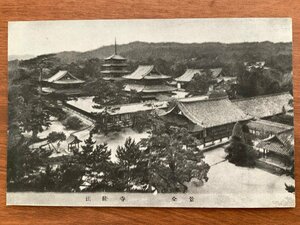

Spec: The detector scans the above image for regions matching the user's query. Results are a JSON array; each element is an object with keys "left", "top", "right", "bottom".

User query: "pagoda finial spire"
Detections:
[{"left": 114, "top": 37, "right": 117, "bottom": 55}]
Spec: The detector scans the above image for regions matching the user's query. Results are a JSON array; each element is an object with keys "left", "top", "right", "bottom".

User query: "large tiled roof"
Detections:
[
  {"left": 232, "top": 92, "right": 293, "bottom": 119},
  {"left": 45, "top": 70, "right": 85, "bottom": 84},
  {"left": 123, "top": 65, "right": 171, "bottom": 80},
  {"left": 256, "top": 130, "right": 294, "bottom": 156},
  {"left": 175, "top": 68, "right": 224, "bottom": 82},
  {"left": 247, "top": 119, "right": 293, "bottom": 134},
  {"left": 277, "top": 129, "right": 294, "bottom": 147},
  {"left": 173, "top": 97, "right": 252, "bottom": 128},
  {"left": 178, "top": 95, "right": 209, "bottom": 102},
  {"left": 256, "top": 138, "right": 289, "bottom": 156},
  {"left": 175, "top": 69, "right": 204, "bottom": 82},
  {"left": 66, "top": 96, "right": 168, "bottom": 115},
  {"left": 47, "top": 70, "right": 68, "bottom": 82},
  {"left": 108, "top": 101, "right": 168, "bottom": 115},
  {"left": 160, "top": 112, "right": 204, "bottom": 132}
]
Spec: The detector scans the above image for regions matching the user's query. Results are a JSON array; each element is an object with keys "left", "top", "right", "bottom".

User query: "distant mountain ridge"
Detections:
[
  {"left": 13, "top": 41, "right": 292, "bottom": 77},
  {"left": 8, "top": 54, "right": 35, "bottom": 61},
  {"left": 53, "top": 41, "right": 292, "bottom": 64}
]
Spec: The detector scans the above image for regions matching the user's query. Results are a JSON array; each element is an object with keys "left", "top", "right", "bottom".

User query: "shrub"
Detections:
[
  {"left": 132, "top": 112, "right": 152, "bottom": 133},
  {"left": 63, "top": 116, "right": 83, "bottom": 130},
  {"left": 47, "top": 131, "right": 66, "bottom": 143}
]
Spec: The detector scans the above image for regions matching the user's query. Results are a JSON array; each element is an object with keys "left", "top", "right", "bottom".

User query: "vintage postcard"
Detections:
[{"left": 7, "top": 18, "right": 295, "bottom": 207}]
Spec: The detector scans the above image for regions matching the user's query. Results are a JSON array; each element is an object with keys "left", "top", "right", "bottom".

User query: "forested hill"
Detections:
[
  {"left": 11, "top": 41, "right": 292, "bottom": 79},
  {"left": 53, "top": 41, "right": 292, "bottom": 74}
]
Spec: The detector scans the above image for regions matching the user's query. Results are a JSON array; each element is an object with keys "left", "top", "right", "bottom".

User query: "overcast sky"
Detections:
[{"left": 8, "top": 18, "right": 292, "bottom": 56}]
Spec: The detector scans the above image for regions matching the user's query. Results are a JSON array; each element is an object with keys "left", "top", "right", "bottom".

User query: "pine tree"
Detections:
[
  {"left": 143, "top": 119, "right": 210, "bottom": 193},
  {"left": 225, "top": 122, "right": 257, "bottom": 167},
  {"left": 116, "top": 137, "right": 147, "bottom": 192},
  {"left": 87, "top": 143, "right": 113, "bottom": 191},
  {"left": 74, "top": 133, "right": 113, "bottom": 191}
]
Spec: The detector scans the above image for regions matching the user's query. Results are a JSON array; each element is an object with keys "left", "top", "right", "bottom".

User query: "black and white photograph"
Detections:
[{"left": 7, "top": 18, "right": 295, "bottom": 207}]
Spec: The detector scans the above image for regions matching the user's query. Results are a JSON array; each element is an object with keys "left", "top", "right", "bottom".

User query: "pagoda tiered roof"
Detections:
[
  {"left": 104, "top": 54, "right": 126, "bottom": 61},
  {"left": 101, "top": 70, "right": 130, "bottom": 74},
  {"left": 101, "top": 40, "right": 130, "bottom": 81},
  {"left": 102, "top": 63, "right": 128, "bottom": 67}
]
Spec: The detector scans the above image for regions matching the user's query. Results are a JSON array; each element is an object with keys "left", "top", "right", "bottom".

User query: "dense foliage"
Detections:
[
  {"left": 185, "top": 69, "right": 215, "bottom": 95},
  {"left": 225, "top": 122, "right": 258, "bottom": 167},
  {"left": 48, "top": 41, "right": 292, "bottom": 76},
  {"left": 47, "top": 132, "right": 66, "bottom": 144},
  {"left": 63, "top": 116, "right": 83, "bottom": 130},
  {"left": 7, "top": 114, "right": 210, "bottom": 193},
  {"left": 140, "top": 114, "right": 210, "bottom": 193},
  {"left": 115, "top": 137, "right": 148, "bottom": 191},
  {"left": 237, "top": 67, "right": 292, "bottom": 97}
]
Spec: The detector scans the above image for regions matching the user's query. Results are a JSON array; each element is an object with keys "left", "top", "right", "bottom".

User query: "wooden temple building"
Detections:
[
  {"left": 232, "top": 92, "right": 293, "bottom": 119},
  {"left": 65, "top": 96, "right": 168, "bottom": 132},
  {"left": 247, "top": 119, "right": 293, "bottom": 139},
  {"left": 123, "top": 65, "right": 176, "bottom": 100},
  {"left": 175, "top": 68, "right": 227, "bottom": 89},
  {"left": 256, "top": 129, "right": 294, "bottom": 171},
  {"left": 98, "top": 101, "right": 168, "bottom": 132},
  {"left": 42, "top": 70, "right": 85, "bottom": 96},
  {"left": 160, "top": 96, "right": 252, "bottom": 145},
  {"left": 101, "top": 40, "right": 130, "bottom": 81}
]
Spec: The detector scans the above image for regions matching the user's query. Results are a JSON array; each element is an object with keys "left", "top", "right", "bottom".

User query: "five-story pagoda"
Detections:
[{"left": 101, "top": 39, "right": 130, "bottom": 81}]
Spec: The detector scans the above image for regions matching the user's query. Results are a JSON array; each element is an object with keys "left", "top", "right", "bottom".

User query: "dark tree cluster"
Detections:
[
  {"left": 225, "top": 122, "right": 258, "bottom": 167},
  {"left": 8, "top": 115, "right": 210, "bottom": 193},
  {"left": 185, "top": 69, "right": 215, "bottom": 95},
  {"left": 63, "top": 116, "right": 83, "bottom": 130},
  {"left": 237, "top": 67, "right": 292, "bottom": 97}
]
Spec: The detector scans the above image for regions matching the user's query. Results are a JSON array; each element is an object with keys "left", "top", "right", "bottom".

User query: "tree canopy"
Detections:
[
  {"left": 141, "top": 115, "right": 210, "bottom": 193},
  {"left": 225, "top": 122, "right": 257, "bottom": 167}
]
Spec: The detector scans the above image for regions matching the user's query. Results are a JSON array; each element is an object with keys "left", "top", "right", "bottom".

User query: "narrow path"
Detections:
[
  {"left": 210, "top": 159, "right": 227, "bottom": 167},
  {"left": 70, "top": 124, "right": 94, "bottom": 137}
]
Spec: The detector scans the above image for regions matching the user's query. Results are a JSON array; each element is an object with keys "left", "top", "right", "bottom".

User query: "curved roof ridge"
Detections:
[
  {"left": 175, "top": 69, "right": 204, "bottom": 82},
  {"left": 123, "top": 65, "right": 154, "bottom": 80},
  {"left": 47, "top": 70, "right": 84, "bottom": 83},
  {"left": 175, "top": 97, "right": 252, "bottom": 128},
  {"left": 182, "top": 96, "right": 228, "bottom": 103},
  {"left": 104, "top": 53, "right": 126, "bottom": 60}
]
